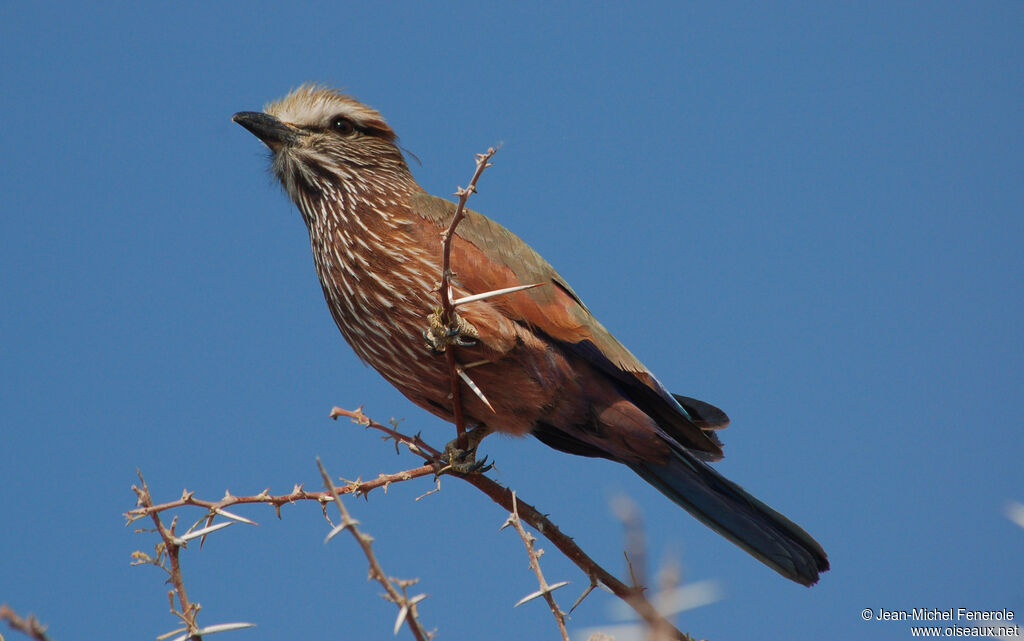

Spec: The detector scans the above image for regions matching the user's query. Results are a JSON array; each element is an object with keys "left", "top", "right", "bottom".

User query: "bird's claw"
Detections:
[
  {"left": 436, "top": 428, "right": 493, "bottom": 476},
  {"left": 423, "top": 326, "right": 477, "bottom": 351},
  {"left": 435, "top": 454, "right": 492, "bottom": 477},
  {"left": 423, "top": 307, "right": 480, "bottom": 352}
]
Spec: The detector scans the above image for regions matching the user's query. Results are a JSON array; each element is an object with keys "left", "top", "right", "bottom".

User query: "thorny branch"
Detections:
[
  {"left": 436, "top": 147, "right": 498, "bottom": 449},
  {"left": 316, "top": 458, "right": 432, "bottom": 641},
  {"left": 133, "top": 471, "right": 200, "bottom": 638},
  {"left": 0, "top": 604, "right": 54, "bottom": 641},
  {"left": 126, "top": 463, "right": 436, "bottom": 524},
  {"left": 330, "top": 407, "right": 696, "bottom": 641},
  {"left": 502, "top": 493, "right": 570, "bottom": 641},
  {"left": 126, "top": 406, "right": 694, "bottom": 640},
  {"left": 130, "top": 472, "right": 255, "bottom": 641}
]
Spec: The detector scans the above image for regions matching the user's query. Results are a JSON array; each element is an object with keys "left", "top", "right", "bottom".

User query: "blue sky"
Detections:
[{"left": 2, "top": 3, "right": 1021, "bottom": 640}]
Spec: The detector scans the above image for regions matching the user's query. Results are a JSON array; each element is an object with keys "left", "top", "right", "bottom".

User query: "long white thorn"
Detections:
[
  {"left": 453, "top": 282, "right": 546, "bottom": 306},
  {"left": 514, "top": 581, "right": 570, "bottom": 607},
  {"left": 456, "top": 366, "right": 495, "bottom": 412},
  {"left": 214, "top": 507, "right": 257, "bottom": 526},
  {"left": 179, "top": 521, "right": 233, "bottom": 542}
]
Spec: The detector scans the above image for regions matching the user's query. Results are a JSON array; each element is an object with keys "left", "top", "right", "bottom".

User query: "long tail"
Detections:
[{"left": 629, "top": 445, "right": 830, "bottom": 586}]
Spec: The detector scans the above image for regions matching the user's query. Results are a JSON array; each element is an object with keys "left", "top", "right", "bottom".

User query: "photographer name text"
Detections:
[{"left": 866, "top": 608, "right": 1014, "bottom": 622}]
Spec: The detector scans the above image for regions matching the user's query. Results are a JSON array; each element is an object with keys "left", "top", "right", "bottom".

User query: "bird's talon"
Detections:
[
  {"left": 423, "top": 308, "right": 480, "bottom": 352},
  {"left": 440, "top": 429, "right": 492, "bottom": 475},
  {"left": 469, "top": 456, "right": 493, "bottom": 474},
  {"left": 423, "top": 328, "right": 446, "bottom": 353}
]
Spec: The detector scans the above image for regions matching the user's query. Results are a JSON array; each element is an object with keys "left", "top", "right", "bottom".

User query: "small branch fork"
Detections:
[{"left": 130, "top": 471, "right": 255, "bottom": 641}]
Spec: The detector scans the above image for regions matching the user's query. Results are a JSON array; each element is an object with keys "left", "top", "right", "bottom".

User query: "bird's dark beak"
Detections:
[{"left": 232, "top": 112, "right": 301, "bottom": 151}]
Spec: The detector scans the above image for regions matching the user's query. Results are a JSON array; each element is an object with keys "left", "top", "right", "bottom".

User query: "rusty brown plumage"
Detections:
[{"left": 233, "top": 85, "right": 829, "bottom": 585}]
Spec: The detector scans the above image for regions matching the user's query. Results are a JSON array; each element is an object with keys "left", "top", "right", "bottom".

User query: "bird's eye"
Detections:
[{"left": 330, "top": 116, "right": 356, "bottom": 135}]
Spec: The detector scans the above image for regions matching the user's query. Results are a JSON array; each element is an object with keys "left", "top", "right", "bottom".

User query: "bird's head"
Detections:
[{"left": 233, "top": 84, "right": 415, "bottom": 211}]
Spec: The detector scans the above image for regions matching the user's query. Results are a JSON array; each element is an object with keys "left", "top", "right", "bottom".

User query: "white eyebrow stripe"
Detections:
[{"left": 264, "top": 84, "right": 389, "bottom": 131}]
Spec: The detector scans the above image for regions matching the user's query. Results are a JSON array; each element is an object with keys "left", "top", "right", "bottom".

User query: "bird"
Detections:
[{"left": 233, "top": 84, "right": 829, "bottom": 586}]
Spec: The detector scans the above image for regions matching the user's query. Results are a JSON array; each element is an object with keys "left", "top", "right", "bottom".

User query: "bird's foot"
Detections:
[
  {"left": 423, "top": 307, "right": 480, "bottom": 352},
  {"left": 436, "top": 426, "right": 493, "bottom": 475}
]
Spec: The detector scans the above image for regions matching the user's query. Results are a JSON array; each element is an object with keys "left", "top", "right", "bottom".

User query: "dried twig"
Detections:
[
  {"left": 0, "top": 604, "right": 54, "bottom": 641},
  {"left": 131, "top": 471, "right": 255, "bottom": 641},
  {"left": 126, "top": 464, "right": 435, "bottom": 524},
  {"left": 330, "top": 406, "right": 441, "bottom": 460},
  {"left": 133, "top": 470, "right": 201, "bottom": 638},
  {"left": 316, "top": 458, "right": 432, "bottom": 641},
  {"left": 502, "top": 493, "right": 570, "bottom": 641}
]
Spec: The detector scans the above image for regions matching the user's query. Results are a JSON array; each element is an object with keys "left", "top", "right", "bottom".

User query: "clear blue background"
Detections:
[{"left": 2, "top": 3, "right": 1021, "bottom": 640}]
